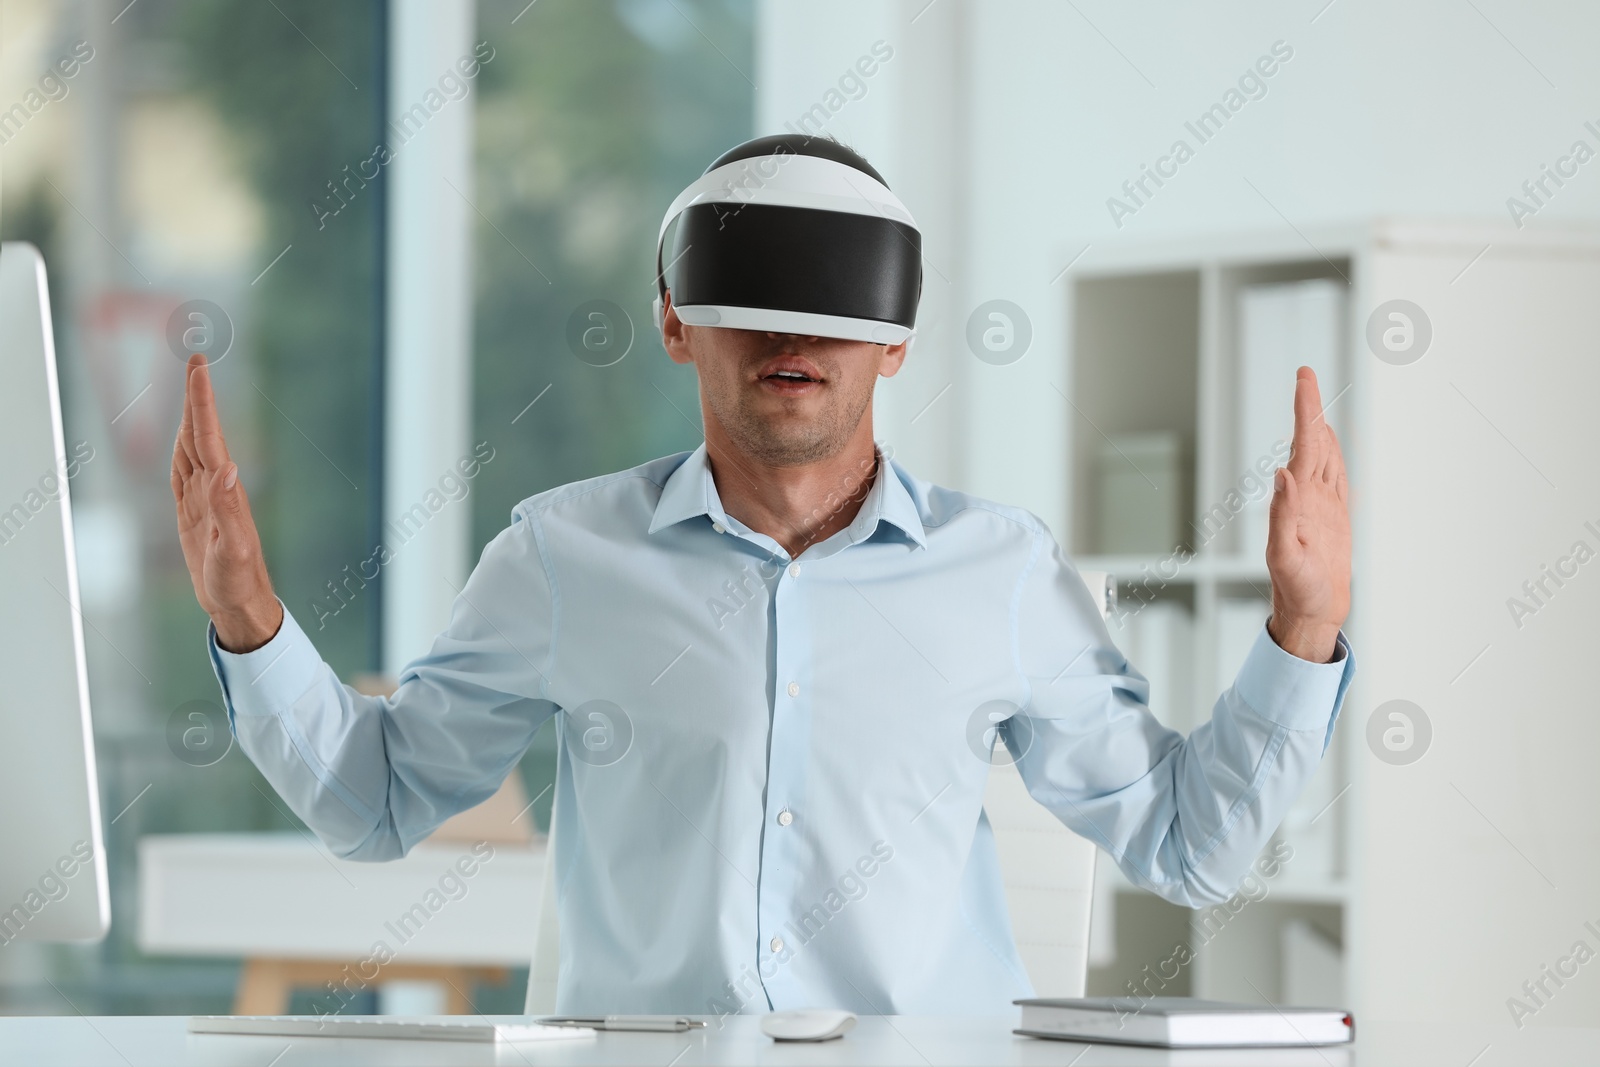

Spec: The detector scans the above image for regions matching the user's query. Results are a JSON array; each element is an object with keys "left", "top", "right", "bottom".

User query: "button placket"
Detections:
[{"left": 758, "top": 550, "right": 813, "bottom": 1006}]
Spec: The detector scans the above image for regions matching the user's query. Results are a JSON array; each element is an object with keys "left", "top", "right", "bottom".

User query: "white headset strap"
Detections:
[{"left": 655, "top": 154, "right": 916, "bottom": 250}]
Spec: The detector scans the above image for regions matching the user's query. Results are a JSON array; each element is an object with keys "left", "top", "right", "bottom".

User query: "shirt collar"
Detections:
[
  {"left": 648, "top": 442, "right": 927, "bottom": 550},
  {"left": 648, "top": 443, "right": 726, "bottom": 535}
]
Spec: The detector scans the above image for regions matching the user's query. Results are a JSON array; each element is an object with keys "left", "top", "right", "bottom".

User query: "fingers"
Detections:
[
  {"left": 1324, "top": 423, "right": 1346, "bottom": 488},
  {"left": 1287, "top": 367, "right": 1327, "bottom": 483},
  {"left": 188, "top": 354, "right": 231, "bottom": 471},
  {"left": 1267, "top": 464, "right": 1302, "bottom": 564},
  {"left": 171, "top": 405, "right": 198, "bottom": 531},
  {"left": 171, "top": 425, "right": 194, "bottom": 482},
  {"left": 179, "top": 355, "right": 201, "bottom": 472},
  {"left": 210, "top": 462, "right": 270, "bottom": 588},
  {"left": 206, "top": 460, "right": 247, "bottom": 546},
  {"left": 1327, "top": 424, "right": 1349, "bottom": 505}
]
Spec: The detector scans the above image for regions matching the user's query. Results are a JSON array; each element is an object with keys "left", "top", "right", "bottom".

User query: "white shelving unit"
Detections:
[
  {"left": 1071, "top": 226, "right": 1367, "bottom": 1007},
  {"left": 1072, "top": 220, "right": 1600, "bottom": 1027}
]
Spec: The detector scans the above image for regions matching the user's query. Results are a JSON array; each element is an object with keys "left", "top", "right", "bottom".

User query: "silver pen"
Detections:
[{"left": 539, "top": 1015, "right": 707, "bottom": 1032}]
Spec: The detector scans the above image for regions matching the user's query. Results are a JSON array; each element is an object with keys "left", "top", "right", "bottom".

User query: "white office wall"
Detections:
[
  {"left": 1354, "top": 233, "right": 1600, "bottom": 1028},
  {"left": 756, "top": 0, "right": 977, "bottom": 507},
  {"left": 756, "top": 0, "right": 1600, "bottom": 536},
  {"left": 755, "top": 0, "right": 1600, "bottom": 1029}
]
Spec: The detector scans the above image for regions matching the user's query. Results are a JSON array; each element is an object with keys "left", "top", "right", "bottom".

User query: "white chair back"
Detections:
[
  {"left": 525, "top": 825, "right": 560, "bottom": 1013},
  {"left": 524, "top": 572, "right": 1115, "bottom": 1012},
  {"left": 980, "top": 570, "right": 1108, "bottom": 998}
]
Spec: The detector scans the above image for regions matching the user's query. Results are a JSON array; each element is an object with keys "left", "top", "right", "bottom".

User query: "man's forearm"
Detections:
[{"left": 209, "top": 605, "right": 402, "bottom": 860}]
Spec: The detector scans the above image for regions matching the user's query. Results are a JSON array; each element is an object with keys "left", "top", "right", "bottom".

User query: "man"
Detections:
[{"left": 173, "top": 135, "right": 1352, "bottom": 1016}]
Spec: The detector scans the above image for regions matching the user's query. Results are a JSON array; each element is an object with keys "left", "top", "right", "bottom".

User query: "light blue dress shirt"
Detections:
[{"left": 209, "top": 444, "right": 1353, "bottom": 1016}]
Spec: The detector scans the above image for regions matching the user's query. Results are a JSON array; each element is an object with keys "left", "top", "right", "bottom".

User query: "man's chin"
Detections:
[{"left": 727, "top": 425, "right": 839, "bottom": 467}]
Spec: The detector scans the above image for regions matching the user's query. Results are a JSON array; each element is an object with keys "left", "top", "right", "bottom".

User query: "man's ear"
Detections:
[
  {"left": 877, "top": 338, "right": 909, "bottom": 379},
  {"left": 660, "top": 292, "right": 695, "bottom": 365}
]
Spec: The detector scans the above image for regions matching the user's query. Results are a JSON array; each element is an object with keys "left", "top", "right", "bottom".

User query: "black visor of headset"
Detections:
[{"left": 653, "top": 150, "right": 923, "bottom": 345}]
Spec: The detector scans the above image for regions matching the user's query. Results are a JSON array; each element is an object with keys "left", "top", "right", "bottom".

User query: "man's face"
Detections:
[{"left": 662, "top": 299, "right": 907, "bottom": 466}]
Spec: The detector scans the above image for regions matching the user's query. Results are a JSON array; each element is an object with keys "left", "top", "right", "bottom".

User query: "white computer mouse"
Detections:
[{"left": 760, "top": 1009, "right": 857, "bottom": 1042}]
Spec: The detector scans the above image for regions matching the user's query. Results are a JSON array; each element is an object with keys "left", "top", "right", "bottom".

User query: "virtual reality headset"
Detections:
[{"left": 653, "top": 135, "right": 923, "bottom": 346}]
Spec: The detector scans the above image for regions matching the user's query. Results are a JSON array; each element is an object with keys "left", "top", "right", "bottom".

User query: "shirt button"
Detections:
[
  {"left": 770, "top": 936, "right": 785, "bottom": 953},
  {"left": 786, "top": 682, "right": 800, "bottom": 698},
  {"left": 787, "top": 562, "right": 801, "bottom": 578},
  {"left": 777, "top": 809, "right": 793, "bottom": 827},
  {"left": 712, "top": 521, "right": 726, "bottom": 534}
]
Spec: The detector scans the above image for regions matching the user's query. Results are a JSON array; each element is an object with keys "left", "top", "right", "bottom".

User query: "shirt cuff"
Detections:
[
  {"left": 1233, "top": 621, "right": 1355, "bottom": 737},
  {"left": 206, "top": 600, "right": 324, "bottom": 722}
]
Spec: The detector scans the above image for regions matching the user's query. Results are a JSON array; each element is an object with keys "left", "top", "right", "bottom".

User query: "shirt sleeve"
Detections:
[
  {"left": 1008, "top": 529, "right": 1354, "bottom": 907},
  {"left": 207, "top": 509, "right": 559, "bottom": 860}
]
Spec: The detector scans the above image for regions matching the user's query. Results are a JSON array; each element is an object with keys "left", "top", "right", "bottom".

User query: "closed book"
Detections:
[{"left": 1015, "top": 997, "right": 1353, "bottom": 1048}]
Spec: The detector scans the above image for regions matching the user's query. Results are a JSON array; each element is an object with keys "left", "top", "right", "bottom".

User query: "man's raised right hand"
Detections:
[{"left": 171, "top": 353, "right": 284, "bottom": 653}]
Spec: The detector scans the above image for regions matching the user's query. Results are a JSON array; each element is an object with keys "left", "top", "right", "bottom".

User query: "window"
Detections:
[
  {"left": 1, "top": 0, "right": 385, "bottom": 1014},
  {"left": 0, "top": 0, "right": 752, "bottom": 1016},
  {"left": 468, "top": 0, "right": 753, "bottom": 834}
]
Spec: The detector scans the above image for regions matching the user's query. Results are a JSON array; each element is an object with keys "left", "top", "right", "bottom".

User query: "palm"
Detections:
[
  {"left": 174, "top": 457, "right": 233, "bottom": 617},
  {"left": 171, "top": 354, "right": 280, "bottom": 649},
  {"left": 1265, "top": 368, "right": 1352, "bottom": 661}
]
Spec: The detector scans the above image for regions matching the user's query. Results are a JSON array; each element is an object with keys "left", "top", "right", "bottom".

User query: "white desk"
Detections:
[
  {"left": 0, "top": 1017, "right": 1595, "bottom": 1066},
  {"left": 138, "top": 833, "right": 543, "bottom": 1012},
  {"left": 138, "top": 834, "right": 542, "bottom": 965}
]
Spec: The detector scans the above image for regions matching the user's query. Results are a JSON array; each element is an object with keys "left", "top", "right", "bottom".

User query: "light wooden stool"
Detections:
[{"left": 233, "top": 959, "right": 510, "bottom": 1015}]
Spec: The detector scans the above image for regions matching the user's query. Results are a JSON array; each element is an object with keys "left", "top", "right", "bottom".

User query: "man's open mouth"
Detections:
[{"left": 756, "top": 356, "right": 825, "bottom": 385}]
